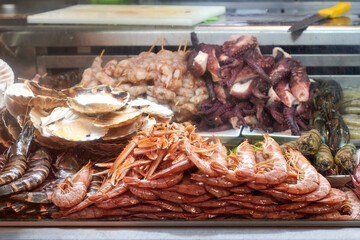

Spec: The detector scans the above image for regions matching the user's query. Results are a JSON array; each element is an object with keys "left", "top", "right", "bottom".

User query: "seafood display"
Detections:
[
  {"left": 188, "top": 34, "right": 314, "bottom": 135},
  {"left": 0, "top": 40, "right": 359, "bottom": 223},
  {"left": 47, "top": 123, "right": 357, "bottom": 221}
]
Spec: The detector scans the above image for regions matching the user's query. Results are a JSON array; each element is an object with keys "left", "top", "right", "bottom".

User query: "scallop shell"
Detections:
[
  {"left": 48, "top": 117, "right": 108, "bottom": 142},
  {"left": 127, "top": 98, "right": 173, "bottom": 120},
  {"left": 31, "top": 107, "right": 108, "bottom": 142},
  {"left": 0, "top": 59, "right": 14, "bottom": 92},
  {"left": 4, "top": 83, "right": 34, "bottom": 121},
  {"left": 1, "top": 109, "right": 21, "bottom": 141},
  {"left": 34, "top": 129, "right": 78, "bottom": 149},
  {"left": 92, "top": 107, "right": 143, "bottom": 128},
  {"left": 67, "top": 86, "right": 130, "bottom": 115},
  {"left": 25, "top": 80, "right": 67, "bottom": 99},
  {"left": 101, "top": 114, "right": 145, "bottom": 141}
]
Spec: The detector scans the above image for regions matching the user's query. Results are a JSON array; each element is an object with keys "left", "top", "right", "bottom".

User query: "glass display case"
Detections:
[{"left": 0, "top": 1, "right": 360, "bottom": 231}]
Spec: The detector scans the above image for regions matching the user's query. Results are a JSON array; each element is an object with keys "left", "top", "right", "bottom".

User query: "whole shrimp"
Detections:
[
  {"left": 147, "top": 158, "right": 194, "bottom": 180},
  {"left": 0, "top": 124, "right": 34, "bottom": 186},
  {"left": 0, "top": 148, "right": 52, "bottom": 197},
  {"left": 287, "top": 174, "right": 331, "bottom": 202},
  {"left": 272, "top": 148, "right": 319, "bottom": 194},
  {"left": 51, "top": 161, "right": 93, "bottom": 208},
  {"left": 191, "top": 172, "right": 240, "bottom": 187},
  {"left": 316, "top": 188, "right": 347, "bottom": 204},
  {"left": 184, "top": 138, "right": 226, "bottom": 177},
  {"left": 294, "top": 202, "right": 342, "bottom": 214},
  {"left": 62, "top": 179, "right": 128, "bottom": 216},
  {"left": 340, "top": 187, "right": 360, "bottom": 219},
  {"left": 253, "top": 134, "right": 288, "bottom": 185},
  {"left": 123, "top": 171, "right": 183, "bottom": 189},
  {"left": 96, "top": 192, "right": 140, "bottom": 209},
  {"left": 210, "top": 140, "right": 256, "bottom": 182},
  {"left": 165, "top": 175, "right": 207, "bottom": 196}
]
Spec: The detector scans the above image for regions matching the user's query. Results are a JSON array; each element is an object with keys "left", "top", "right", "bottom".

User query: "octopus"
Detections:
[{"left": 188, "top": 33, "right": 313, "bottom": 135}]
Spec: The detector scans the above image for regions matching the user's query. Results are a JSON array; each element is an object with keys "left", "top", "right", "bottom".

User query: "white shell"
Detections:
[
  {"left": 0, "top": 59, "right": 14, "bottom": 92},
  {"left": 128, "top": 98, "right": 173, "bottom": 119},
  {"left": 4, "top": 83, "right": 34, "bottom": 120},
  {"left": 31, "top": 106, "right": 108, "bottom": 141},
  {"left": 67, "top": 87, "right": 130, "bottom": 115},
  {"left": 92, "top": 107, "right": 143, "bottom": 128},
  {"left": 48, "top": 117, "right": 108, "bottom": 142},
  {"left": 101, "top": 115, "right": 144, "bottom": 141},
  {"left": 4, "top": 83, "right": 34, "bottom": 99}
]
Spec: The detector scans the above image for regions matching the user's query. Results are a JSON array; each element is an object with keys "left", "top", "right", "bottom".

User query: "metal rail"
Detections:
[{"left": 0, "top": 1, "right": 359, "bottom": 80}]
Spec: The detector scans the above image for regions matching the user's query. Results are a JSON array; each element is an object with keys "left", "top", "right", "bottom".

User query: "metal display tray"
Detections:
[
  {"left": 1, "top": 219, "right": 360, "bottom": 227},
  {"left": 198, "top": 128, "right": 360, "bottom": 146},
  {"left": 0, "top": 129, "right": 357, "bottom": 227}
]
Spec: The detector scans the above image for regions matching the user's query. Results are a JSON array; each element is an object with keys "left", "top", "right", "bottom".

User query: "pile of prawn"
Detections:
[
  {"left": 80, "top": 47, "right": 208, "bottom": 121},
  {"left": 49, "top": 122, "right": 360, "bottom": 221}
]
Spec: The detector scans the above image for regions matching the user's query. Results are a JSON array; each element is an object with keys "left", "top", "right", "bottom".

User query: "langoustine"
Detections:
[{"left": 50, "top": 161, "right": 93, "bottom": 208}]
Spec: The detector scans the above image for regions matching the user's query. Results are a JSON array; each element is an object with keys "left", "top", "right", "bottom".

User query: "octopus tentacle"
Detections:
[
  {"left": 269, "top": 58, "right": 299, "bottom": 86},
  {"left": 283, "top": 105, "right": 301, "bottom": 135},
  {"left": 296, "top": 115, "right": 311, "bottom": 131},
  {"left": 244, "top": 51, "right": 270, "bottom": 82},
  {"left": 267, "top": 101, "right": 286, "bottom": 124}
]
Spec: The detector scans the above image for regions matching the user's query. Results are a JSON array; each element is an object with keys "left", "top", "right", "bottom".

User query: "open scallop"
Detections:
[
  {"left": 31, "top": 106, "right": 108, "bottom": 142},
  {"left": 101, "top": 114, "right": 146, "bottom": 141},
  {"left": 33, "top": 129, "right": 78, "bottom": 149},
  {"left": 127, "top": 98, "right": 173, "bottom": 120},
  {"left": 4, "top": 83, "right": 34, "bottom": 121},
  {"left": 67, "top": 86, "right": 130, "bottom": 115},
  {"left": 0, "top": 59, "right": 14, "bottom": 92},
  {"left": 47, "top": 117, "right": 108, "bottom": 142},
  {"left": 93, "top": 107, "right": 143, "bottom": 128}
]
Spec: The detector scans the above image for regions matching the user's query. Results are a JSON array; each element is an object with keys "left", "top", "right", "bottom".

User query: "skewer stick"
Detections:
[
  {"left": 41, "top": 73, "right": 48, "bottom": 78},
  {"left": 100, "top": 49, "right": 105, "bottom": 58},
  {"left": 116, "top": 80, "right": 123, "bottom": 87},
  {"left": 161, "top": 36, "right": 164, "bottom": 50},
  {"left": 178, "top": 38, "right": 184, "bottom": 52},
  {"left": 148, "top": 38, "right": 160, "bottom": 53},
  {"left": 183, "top": 40, "right": 188, "bottom": 52}
]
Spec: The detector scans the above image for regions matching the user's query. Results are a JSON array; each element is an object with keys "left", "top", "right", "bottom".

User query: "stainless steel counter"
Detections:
[{"left": 1, "top": 227, "right": 360, "bottom": 240}]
